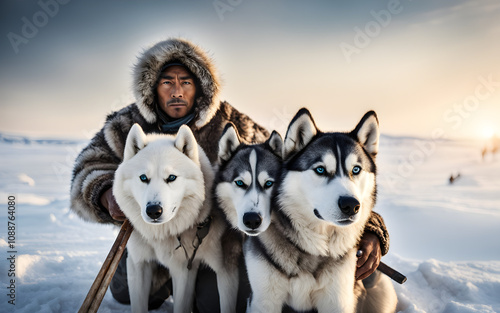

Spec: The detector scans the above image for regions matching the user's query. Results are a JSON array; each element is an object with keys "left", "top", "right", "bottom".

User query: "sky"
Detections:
[{"left": 1, "top": 0, "right": 500, "bottom": 140}]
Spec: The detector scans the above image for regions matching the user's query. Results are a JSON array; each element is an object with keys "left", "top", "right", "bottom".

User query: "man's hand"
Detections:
[
  {"left": 356, "top": 232, "right": 381, "bottom": 280},
  {"left": 100, "top": 188, "right": 126, "bottom": 221}
]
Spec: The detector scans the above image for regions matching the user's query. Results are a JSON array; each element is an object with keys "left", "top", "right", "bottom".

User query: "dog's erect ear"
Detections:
[
  {"left": 283, "top": 108, "right": 318, "bottom": 159},
  {"left": 175, "top": 125, "right": 199, "bottom": 162},
  {"left": 266, "top": 131, "right": 283, "bottom": 159},
  {"left": 351, "top": 111, "right": 380, "bottom": 158},
  {"left": 218, "top": 123, "right": 241, "bottom": 164},
  {"left": 124, "top": 123, "right": 148, "bottom": 161}
]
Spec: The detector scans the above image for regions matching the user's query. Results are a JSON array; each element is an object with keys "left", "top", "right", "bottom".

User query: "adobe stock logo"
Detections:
[
  {"left": 213, "top": 0, "right": 243, "bottom": 21},
  {"left": 7, "top": 0, "right": 71, "bottom": 54}
]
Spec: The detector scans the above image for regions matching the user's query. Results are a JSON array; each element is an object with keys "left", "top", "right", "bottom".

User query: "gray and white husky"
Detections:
[
  {"left": 113, "top": 124, "right": 239, "bottom": 313},
  {"left": 243, "top": 109, "right": 397, "bottom": 313}
]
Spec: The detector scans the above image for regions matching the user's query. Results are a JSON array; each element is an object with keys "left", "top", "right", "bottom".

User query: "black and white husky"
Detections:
[
  {"left": 243, "top": 109, "right": 397, "bottom": 313},
  {"left": 215, "top": 122, "right": 283, "bottom": 237}
]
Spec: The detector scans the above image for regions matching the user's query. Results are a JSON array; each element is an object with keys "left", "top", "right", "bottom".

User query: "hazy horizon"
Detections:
[{"left": 1, "top": 0, "right": 499, "bottom": 141}]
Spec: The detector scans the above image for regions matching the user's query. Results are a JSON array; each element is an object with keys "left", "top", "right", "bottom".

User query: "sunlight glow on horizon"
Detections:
[{"left": 481, "top": 125, "right": 497, "bottom": 140}]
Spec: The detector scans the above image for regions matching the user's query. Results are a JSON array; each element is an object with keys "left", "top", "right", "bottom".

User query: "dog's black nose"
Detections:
[
  {"left": 146, "top": 204, "right": 163, "bottom": 220},
  {"left": 243, "top": 212, "right": 262, "bottom": 230},
  {"left": 338, "top": 196, "right": 360, "bottom": 216}
]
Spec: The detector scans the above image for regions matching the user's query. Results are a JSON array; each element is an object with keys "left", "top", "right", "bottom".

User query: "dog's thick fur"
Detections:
[
  {"left": 244, "top": 109, "right": 397, "bottom": 313},
  {"left": 113, "top": 124, "right": 239, "bottom": 313}
]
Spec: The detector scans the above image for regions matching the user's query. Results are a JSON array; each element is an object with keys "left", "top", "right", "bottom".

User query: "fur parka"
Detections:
[{"left": 69, "top": 37, "right": 389, "bottom": 255}]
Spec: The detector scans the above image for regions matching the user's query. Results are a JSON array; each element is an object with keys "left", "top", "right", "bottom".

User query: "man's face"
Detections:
[{"left": 156, "top": 65, "right": 196, "bottom": 119}]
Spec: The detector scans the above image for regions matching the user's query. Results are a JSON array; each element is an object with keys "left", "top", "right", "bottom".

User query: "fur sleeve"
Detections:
[
  {"left": 364, "top": 211, "right": 390, "bottom": 256},
  {"left": 70, "top": 106, "right": 137, "bottom": 224}
]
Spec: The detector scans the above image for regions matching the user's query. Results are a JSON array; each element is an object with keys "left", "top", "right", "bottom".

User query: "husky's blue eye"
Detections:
[
  {"left": 166, "top": 174, "right": 177, "bottom": 182},
  {"left": 315, "top": 166, "right": 326, "bottom": 175},
  {"left": 352, "top": 166, "right": 362, "bottom": 175},
  {"left": 139, "top": 174, "right": 149, "bottom": 183},
  {"left": 264, "top": 181, "right": 274, "bottom": 189},
  {"left": 235, "top": 180, "right": 245, "bottom": 188}
]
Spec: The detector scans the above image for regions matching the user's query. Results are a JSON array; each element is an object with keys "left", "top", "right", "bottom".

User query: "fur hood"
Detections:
[{"left": 133, "top": 38, "right": 221, "bottom": 129}]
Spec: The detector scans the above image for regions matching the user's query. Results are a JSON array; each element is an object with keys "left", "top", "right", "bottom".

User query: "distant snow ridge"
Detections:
[{"left": 0, "top": 132, "right": 83, "bottom": 145}]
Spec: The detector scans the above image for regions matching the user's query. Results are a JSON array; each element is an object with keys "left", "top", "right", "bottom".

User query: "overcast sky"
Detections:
[{"left": 1, "top": 0, "right": 499, "bottom": 140}]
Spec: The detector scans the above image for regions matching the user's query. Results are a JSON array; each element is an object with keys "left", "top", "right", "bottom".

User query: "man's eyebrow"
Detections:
[{"left": 159, "top": 75, "right": 194, "bottom": 80}]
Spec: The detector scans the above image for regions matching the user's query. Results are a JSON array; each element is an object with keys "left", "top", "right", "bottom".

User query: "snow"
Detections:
[
  {"left": 17, "top": 174, "right": 35, "bottom": 187},
  {"left": 0, "top": 135, "right": 499, "bottom": 313}
]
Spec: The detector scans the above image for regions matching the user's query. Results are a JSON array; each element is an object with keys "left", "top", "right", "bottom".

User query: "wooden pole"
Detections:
[{"left": 78, "top": 220, "right": 133, "bottom": 313}]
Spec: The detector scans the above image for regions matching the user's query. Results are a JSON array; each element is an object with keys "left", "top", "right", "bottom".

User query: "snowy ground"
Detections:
[{"left": 0, "top": 134, "right": 499, "bottom": 313}]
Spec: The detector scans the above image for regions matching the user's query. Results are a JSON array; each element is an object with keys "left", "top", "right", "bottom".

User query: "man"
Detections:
[{"left": 70, "top": 38, "right": 389, "bottom": 312}]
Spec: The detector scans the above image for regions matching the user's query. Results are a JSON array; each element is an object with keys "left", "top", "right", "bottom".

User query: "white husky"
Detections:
[
  {"left": 113, "top": 124, "right": 239, "bottom": 313},
  {"left": 244, "top": 109, "right": 397, "bottom": 313}
]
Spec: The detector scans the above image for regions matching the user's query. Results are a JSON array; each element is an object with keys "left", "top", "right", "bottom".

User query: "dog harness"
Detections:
[{"left": 176, "top": 216, "right": 212, "bottom": 270}]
